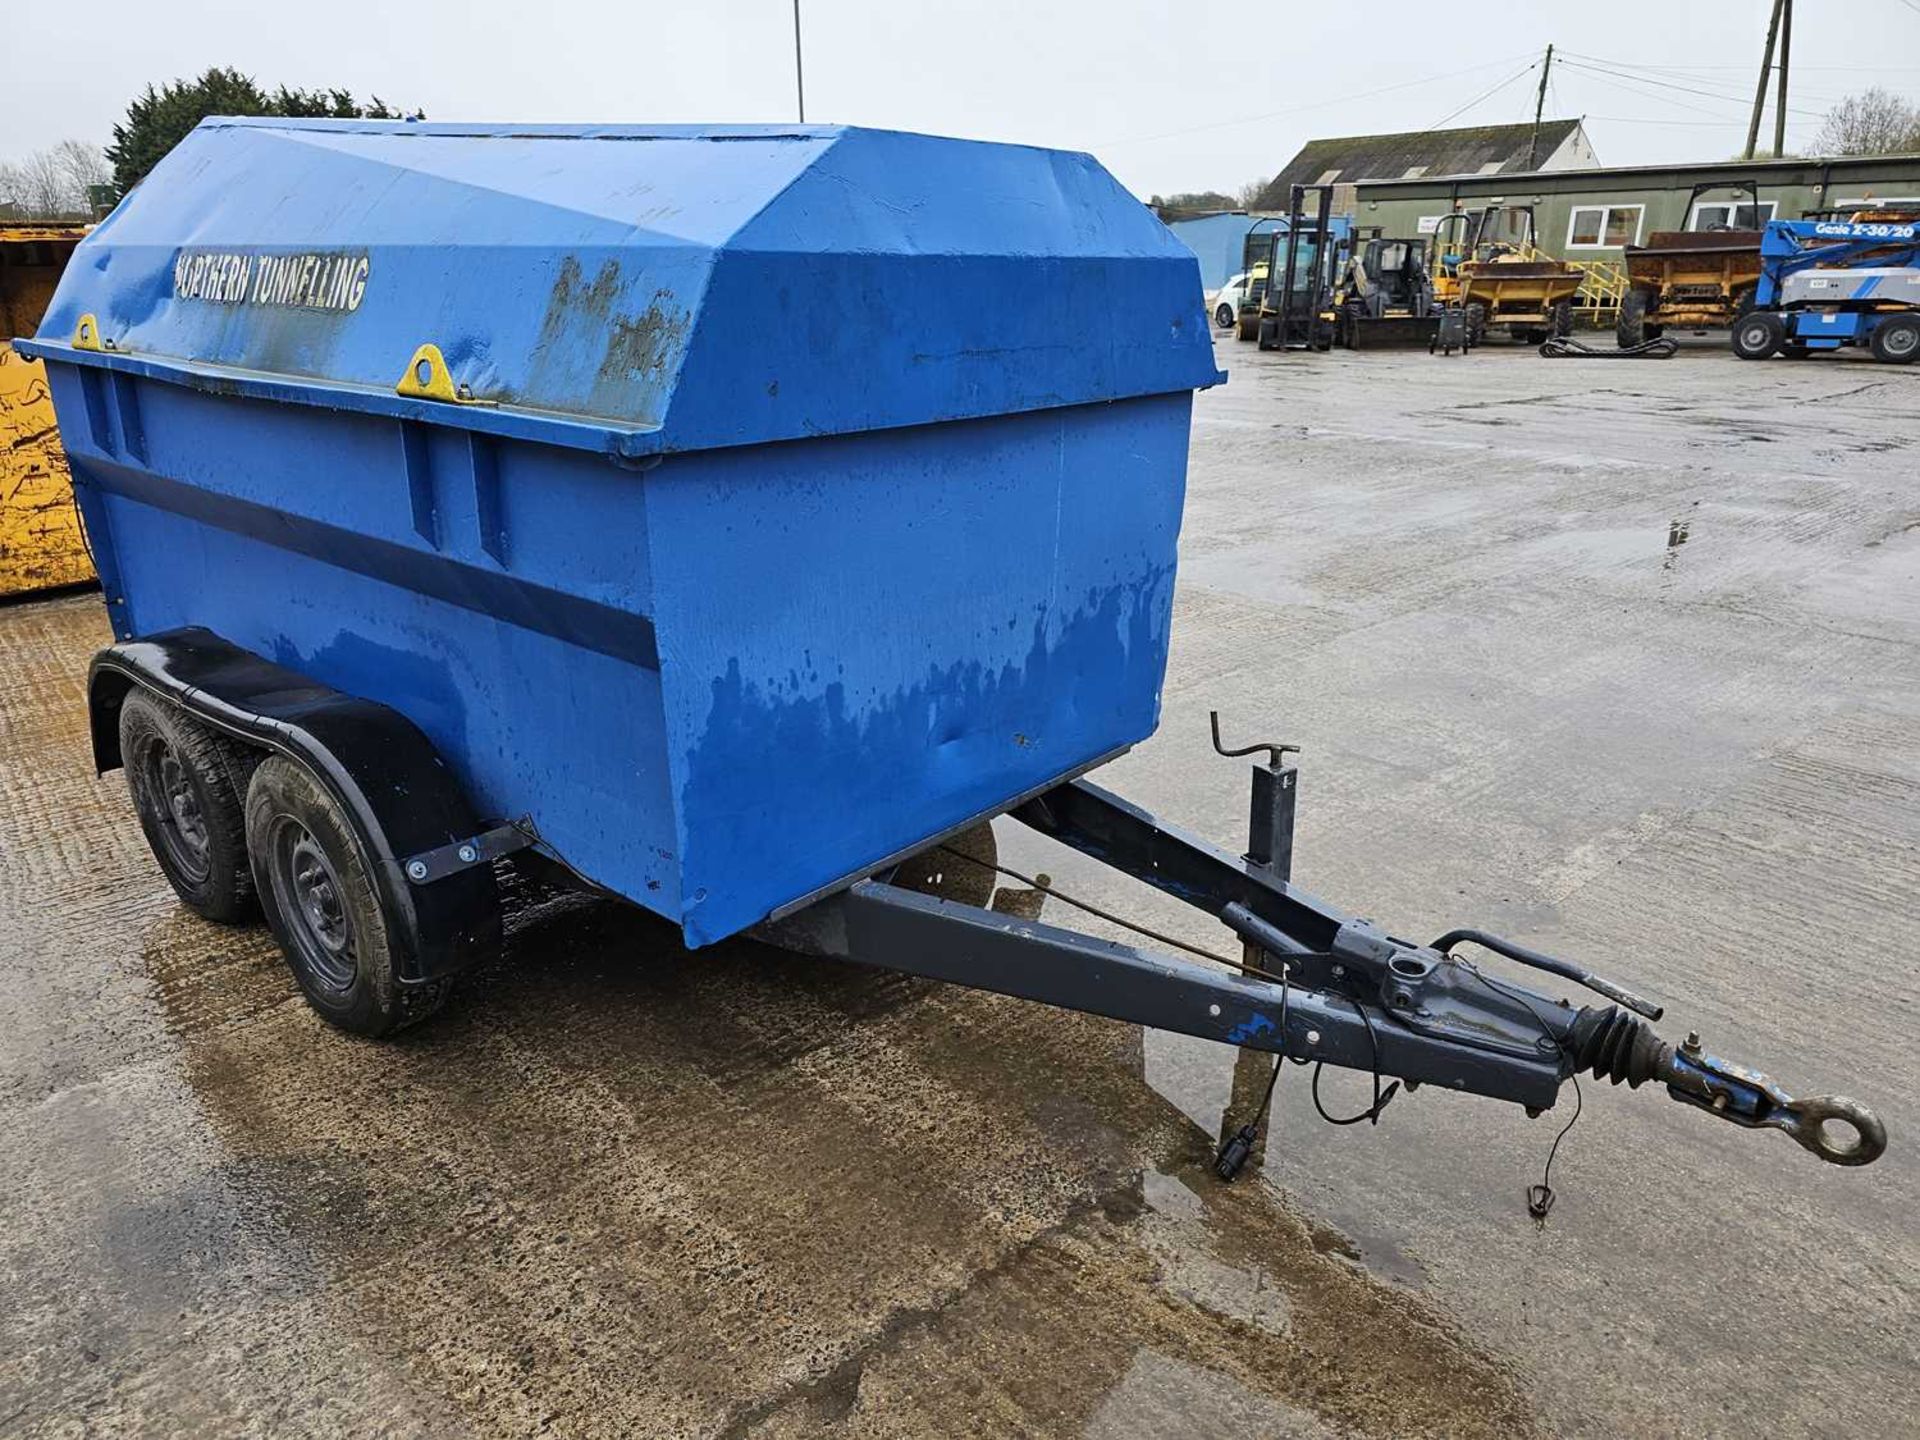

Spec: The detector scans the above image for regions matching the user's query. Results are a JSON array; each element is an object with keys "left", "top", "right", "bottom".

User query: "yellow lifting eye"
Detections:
[
  {"left": 394, "top": 343, "right": 489, "bottom": 404},
  {"left": 72, "top": 314, "right": 107, "bottom": 351}
]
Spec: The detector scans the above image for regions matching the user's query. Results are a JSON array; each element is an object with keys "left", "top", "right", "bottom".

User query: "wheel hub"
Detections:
[
  {"left": 146, "top": 742, "right": 211, "bottom": 882},
  {"left": 273, "top": 821, "right": 356, "bottom": 992}
]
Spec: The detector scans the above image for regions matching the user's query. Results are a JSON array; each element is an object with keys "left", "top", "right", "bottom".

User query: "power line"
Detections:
[
  {"left": 1564, "top": 49, "right": 1847, "bottom": 105},
  {"left": 1559, "top": 55, "right": 1827, "bottom": 118},
  {"left": 1558, "top": 60, "right": 1777, "bottom": 122},
  {"left": 1558, "top": 58, "right": 1828, "bottom": 124},
  {"left": 1096, "top": 52, "right": 1541, "bottom": 149},
  {"left": 1427, "top": 60, "right": 1540, "bottom": 130},
  {"left": 1581, "top": 114, "right": 1781, "bottom": 127}
]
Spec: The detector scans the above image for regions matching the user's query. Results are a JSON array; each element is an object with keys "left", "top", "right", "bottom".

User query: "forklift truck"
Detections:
[{"left": 1255, "top": 185, "right": 1343, "bottom": 352}]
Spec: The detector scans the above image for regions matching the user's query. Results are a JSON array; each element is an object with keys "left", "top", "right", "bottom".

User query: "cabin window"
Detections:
[
  {"left": 1566, "top": 204, "right": 1644, "bottom": 249},
  {"left": 1689, "top": 201, "right": 1775, "bottom": 230}
]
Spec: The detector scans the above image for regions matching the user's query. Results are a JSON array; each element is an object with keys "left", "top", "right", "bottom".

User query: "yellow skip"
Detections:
[{"left": 1, "top": 226, "right": 94, "bottom": 598}]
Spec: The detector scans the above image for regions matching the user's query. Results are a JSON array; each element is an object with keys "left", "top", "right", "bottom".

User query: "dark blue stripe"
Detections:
[{"left": 93, "top": 464, "right": 660, "bottom": 669}]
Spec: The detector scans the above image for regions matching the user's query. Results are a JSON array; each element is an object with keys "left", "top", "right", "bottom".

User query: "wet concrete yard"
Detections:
[{"left": 4, "top": 338, "right": 1917, "bottom": 1436}]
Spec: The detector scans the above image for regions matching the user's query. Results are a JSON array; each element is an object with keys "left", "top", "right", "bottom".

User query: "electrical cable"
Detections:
[
  {"left": 1558, "top": 56, "right": 1829, "bottom": 120},
  {"left": 1214, "top": 952, "right": 1292, "bottom": 1178},
  {"left": 1427, "top": 61, "right": 1539, "bottom": 131},
  {"left": 1096, "top": 51, "right": 1542, "bottom": 149},
  {"left": 930, "top": 843, "right": 1256, "bottom": 973},
  {"left": 1446, "top": 952, "right": 1585, "bottom": 1227},
  {"left": 922, "top": 848, "right": 1409, "bottom": 1169},
  {"left": 1309, "top": 991, "right": 1400, "bottom": 1126},
  {"left": 1556, "top": 61, "right": 1779, "bottom": 122},
  {"left": 1560, "top": 50, "right": 1849, "bottom": 105}
]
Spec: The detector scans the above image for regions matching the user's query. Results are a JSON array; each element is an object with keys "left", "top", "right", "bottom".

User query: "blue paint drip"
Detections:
[{"left": 1227, "top": 1011, "right": 1280, "bottom": 1046}]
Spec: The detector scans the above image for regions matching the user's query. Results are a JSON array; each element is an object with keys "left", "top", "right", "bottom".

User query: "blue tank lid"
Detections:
[{"left": 30, "top": 119, "right": 1221, "bottom": 454}]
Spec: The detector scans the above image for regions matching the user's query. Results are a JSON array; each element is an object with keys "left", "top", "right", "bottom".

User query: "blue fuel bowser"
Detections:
[{"left": 19, "top": 119, "right": 1882, "bottom": 1190}]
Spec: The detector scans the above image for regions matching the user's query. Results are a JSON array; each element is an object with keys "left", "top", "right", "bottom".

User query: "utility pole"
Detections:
[
  {"left": 1527, "top": 44, "right": 1554, "bottom": 169},
  {"left": 1745, "top": 0, "right": 1784, "bottom": 160},
  {"left": 793, "top": 0, "right": 806, "bottom": 123},
  {"left": 1773, "top": 0, "right": 1793, "bottom": 158}
]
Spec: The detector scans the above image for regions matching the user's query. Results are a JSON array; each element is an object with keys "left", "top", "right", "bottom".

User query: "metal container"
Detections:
[
  {"left": 1, "top": 224, "right": 93, "bottom": 597},
  {"left": 19, "top": 118, "right": 1221, "bottom": 945}
]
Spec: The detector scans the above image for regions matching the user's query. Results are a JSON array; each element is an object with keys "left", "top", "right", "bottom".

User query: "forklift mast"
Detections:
[{"left": 1257, "top": 184, "right": 1343, "bottom": 351}]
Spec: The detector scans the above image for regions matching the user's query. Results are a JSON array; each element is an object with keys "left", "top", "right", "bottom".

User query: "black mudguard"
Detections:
[{"left": 89, "top": 627, "right": 499, "bottom": 984}]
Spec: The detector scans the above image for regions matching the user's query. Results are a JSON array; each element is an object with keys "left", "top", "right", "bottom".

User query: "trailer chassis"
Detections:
[
  {"left": 93, "top": 630, "right": 1887, "bottom": 1181},
  {"left": 774, "top": 733, "right": 1883, "bottom": 1171}
]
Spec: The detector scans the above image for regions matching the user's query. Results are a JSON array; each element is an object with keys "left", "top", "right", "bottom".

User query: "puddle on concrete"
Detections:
[{"left": 121, "top": 872, "right": 1539, "bottom": 1438}]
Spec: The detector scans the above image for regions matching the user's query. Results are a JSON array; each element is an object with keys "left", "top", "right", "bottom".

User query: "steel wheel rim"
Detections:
[
  {"left": 1740, "top": 321, "right": 1773, "bottom": 351},
  {"left": 1885, "top": 327, "right": 1918, "bottom": 358},
  {"left": 270, "top": 817, "right": 357, "bottom": 994},
  {"left": 143, "top": 741, "right": 212, "bottom": 883}
]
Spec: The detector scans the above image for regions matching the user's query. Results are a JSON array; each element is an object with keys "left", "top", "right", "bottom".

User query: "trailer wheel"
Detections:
[
  {"left": 1868, "top": 316, "right": 1920, "bottom": 364},
  {"left": 120, "top": 689, "right": 259, "bottom": 923},
  {"left": 1549, "top": 298, "right": 1574, "bottom": 339},
  {"left": 245, "top": 755, "right": 450, "bottom": 1035},
  {"left": 1465, "top": 302, "right": 1486, "bottom": 346},
  {"left": 1732, "top": 312, "right": 1785, "bottom": 360}
]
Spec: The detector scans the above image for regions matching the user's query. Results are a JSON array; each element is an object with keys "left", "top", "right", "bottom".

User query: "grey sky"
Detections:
[{"left": 9, "top": 1, "right": 1920, "bottom": 197}]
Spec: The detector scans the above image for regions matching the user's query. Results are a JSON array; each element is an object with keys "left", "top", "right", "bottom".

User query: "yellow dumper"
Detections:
[
  {"left": 1431, "top": 204, "right": 1585, "bottom": 344},
  {"left": 1, "top": 223, "right": 93, "bottom": 597}
]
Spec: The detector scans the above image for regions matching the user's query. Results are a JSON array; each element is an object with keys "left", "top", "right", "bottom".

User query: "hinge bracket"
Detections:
[{"left": 403, "top": 817, "right": 537, "bottom": 884}]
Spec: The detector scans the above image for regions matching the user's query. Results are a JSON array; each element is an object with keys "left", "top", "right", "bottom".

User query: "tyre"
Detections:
[
  {"left": 1780, "top": 343, "right": 1813, "bottom": 359},
  {"left": 1868, "top": 315, "right": 1920, "bottom": 364},
  {"left": 245, "top": 755, "right": 450, "bottom": 1035},
  {"left": 1341, "top": 298, "right": 1366, "bottom": 349},
  {"left": 1215, "top": 303, "right": 1234, "bottom": 329},
  {"left": 1617, "top": 290, "right": 1651, "bottom": 348},
  {"left": 1235, "top": 310, "right": 1258, "bottom": 343},
  {"left": 1732, "top": 311, "right": 1785, "bottom": 360},
  {"left": 1549, "top": 298, "right": 1574, "bottom": 339},
  {"left": 120, "top": 689, "right": 259, "bottom": 922},
  {"left": 1465, "top": 302, "right": 1487, "bottom": 347}
]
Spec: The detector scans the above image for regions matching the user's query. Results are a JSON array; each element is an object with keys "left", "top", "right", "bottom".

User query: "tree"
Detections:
[
  {"left": 1147, "top": 177, "right": 1278, "bottom": 219},
  {"left": 269, "top": 85, "right": 401, "bottom": 121},
  {"left": 1144, "top": 190, "right": 1236, "bottom": 218},
  {"left": 0, "top": 140, "right": 109, "bottom": 219},
  {"left": 105, "top": 67, "right": 407, "bottom": 195},
  {"left": 52, "top": 140, "right": 111, "bottom": 204},
  {"left": 1812, "top": 87, "right": 1920, "bottom": 158}
]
